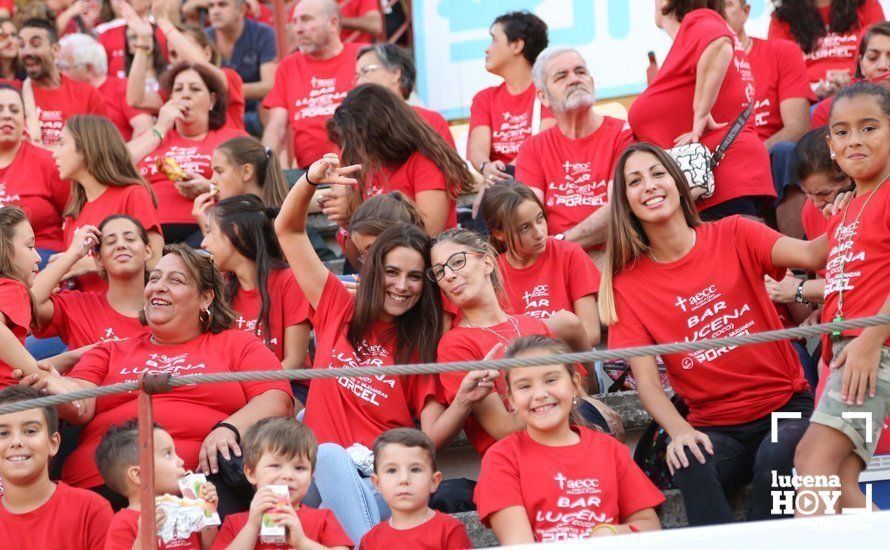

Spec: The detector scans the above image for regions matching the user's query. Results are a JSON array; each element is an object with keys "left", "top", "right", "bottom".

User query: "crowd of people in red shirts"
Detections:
[{"left": 0, "top": 0, "right": 888, "bottom": 547}]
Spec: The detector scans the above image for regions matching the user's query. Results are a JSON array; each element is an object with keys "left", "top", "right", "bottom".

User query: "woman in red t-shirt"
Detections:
[
  {"left": 629, "top": 3, "right": 774, "bottom": 220},
  {"left": 0, "top": 206, "right": 42, "bottom": 388},
  {"left": 0, "top": 19, "right": 24, "bottom": 87},
  {"left": 480, "top": 180, "right": 601, "bottom": 348},
  {"left": 56, "top": 115, "right": 163, "bottom": 292},
  {"left": 201, "top": 195, "right": 312, "bottom": 406},
  {"left": 475, "top": 335, "right": 663, "bottom": 543},
  {"left": 20, "top": 244, "right": 293, "bottom": 513},
  {"left": 431, "top": 227, "right": 619, "bottom": 456},
  {"left": 598, "top": 142, "right": 833, "bottom": 525},
  {"left": 322, "top": 84, "right": 475, "bottom": 236},
  {"left": 31, "top": 215, "right": 151, "bottom": 353},
  {"left": 275, "top": 154, "right": 497, "bottom": 543}
]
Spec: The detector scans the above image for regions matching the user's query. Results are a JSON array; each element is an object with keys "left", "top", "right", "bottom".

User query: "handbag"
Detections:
[{"left": 666, "top": 102, "right": 754, "bottom": 200}]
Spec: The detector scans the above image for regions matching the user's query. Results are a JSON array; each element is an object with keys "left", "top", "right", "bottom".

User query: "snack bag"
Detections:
[
  {"left": 260, "top": 485, "right": 290, "bottom": 544},
  {"left": 155, "top": 495, "right": 205, "bottom": 543},
  {"left": 178, "top": 472, "right": 221, "bottom": 528},
  {"left": 159, "top": 157, "right": 188, "bottom": 182}
]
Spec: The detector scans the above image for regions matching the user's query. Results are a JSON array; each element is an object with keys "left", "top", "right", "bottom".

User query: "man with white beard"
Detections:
[{"left": 515, "top": 46, "right": 632, "bottom": 267}]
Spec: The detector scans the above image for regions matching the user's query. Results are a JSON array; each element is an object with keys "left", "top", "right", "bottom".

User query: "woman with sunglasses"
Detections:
[
  {"left": 430, "top": 227, "right": 621, "bottom": 457},
  {"left": 274, "top": 153, "right": 499, "bottom": 545}
]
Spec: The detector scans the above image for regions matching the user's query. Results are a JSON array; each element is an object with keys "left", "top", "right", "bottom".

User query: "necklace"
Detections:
[
  {"left": 462, "top": 314, "right": 521, "bottom": 345},
  {"left": 830, "top": 177, "right": 888, "bottom": 340},
  {"left": 648, "top": 228, "right": 697, "bottom": 263}
]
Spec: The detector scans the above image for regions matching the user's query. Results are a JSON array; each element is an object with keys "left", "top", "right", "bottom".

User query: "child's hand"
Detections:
[
  {"left": 200, "top": 481, "right": 218, "bottom": 510},
  {"left": 247, "top": 486, "right": 281, "bottom": 528},
  {"left": 832, "top": 333, "right": 882, "bottom": 405},
  {"left": 271, "top": 505, "right": 307, "bottom": 549},
  {"left": 66, "top": 225, "right": 101, "bottom": 259},
  {"left": 156, "top": 507, "right": 167, "bottom": 533}
]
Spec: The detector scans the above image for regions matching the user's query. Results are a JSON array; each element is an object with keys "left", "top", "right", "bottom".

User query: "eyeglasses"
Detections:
[
  {"left": 355, "top": 64, "right": 383, "bottom": 81},
  {"left": 193, "top": 248, "right": 215, "bottom": 266},
  {"left": 426, "top": 251, "right": 481, "bottom": 282}
]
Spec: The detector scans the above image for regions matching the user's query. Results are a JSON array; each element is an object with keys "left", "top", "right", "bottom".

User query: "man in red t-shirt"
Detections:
[
  {"left": 263, "top": 0, "right": 362, "bottom": 168},
  {"left": 19, "top": 18, "right": 108, "bottom": 146},
  {"left": 57, "top": 33, "right": 153, "bottom": 141},
  {"left": 516, "top": 46, "right": 632, "bottom": 266}
]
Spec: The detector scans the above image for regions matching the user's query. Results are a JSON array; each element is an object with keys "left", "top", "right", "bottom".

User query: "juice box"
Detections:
[
  {"left": 178, "top": 472, "right": 221, "bottom": 528},
  {"left": 260, "top": 485, "right": 290, "bottom": 544}
]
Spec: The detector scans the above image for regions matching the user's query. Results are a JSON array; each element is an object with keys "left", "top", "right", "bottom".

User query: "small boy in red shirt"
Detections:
[
  {"left": 97, "top": 420, "right": 219, "bottom": 549},
  {"left": 361, "top": 429, "right": 472, "bottom": 550},
  {"left": 0, "top": 386, "right": 113, "bottom": 548},
  {"left": 211, "top": 418, "right": 352, "bottom": 549}
]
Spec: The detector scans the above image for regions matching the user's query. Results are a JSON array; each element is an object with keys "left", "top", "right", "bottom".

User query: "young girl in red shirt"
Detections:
[
  {"left": 480, "top": 180, "right": 601, "bottom": 348},
  {"left": 475, "top": 335, "right": 663, "bottom": 543}
]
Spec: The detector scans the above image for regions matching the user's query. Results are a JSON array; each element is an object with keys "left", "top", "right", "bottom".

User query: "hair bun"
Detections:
[{"left": 265, "top": 206, "right": 280, "bottom": 219}]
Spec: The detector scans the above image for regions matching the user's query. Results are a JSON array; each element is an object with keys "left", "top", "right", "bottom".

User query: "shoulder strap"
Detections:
[{"left": 710, "top": 101, "right": 754, "bottom": 169}]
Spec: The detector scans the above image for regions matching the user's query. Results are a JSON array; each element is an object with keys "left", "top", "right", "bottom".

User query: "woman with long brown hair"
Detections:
[{"left": 320, "top": 84, "right": 475, "bottom": 237}]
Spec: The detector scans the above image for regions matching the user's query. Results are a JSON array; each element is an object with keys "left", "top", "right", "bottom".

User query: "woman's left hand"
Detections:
[
  {"left": 455, "top": 368, "right": 500, "bottom": 407},
  {"left": 198, "top": 425, "right": 242, "bottom": 475},
  {"left": 176, "top": 174, "right": 212, "bottom": 200},
  {"left": 764, "top": 270, "right": 799, "bottom": 304},
  {"left": 674, "top": 113, "right": 727, "bottom": 146}
]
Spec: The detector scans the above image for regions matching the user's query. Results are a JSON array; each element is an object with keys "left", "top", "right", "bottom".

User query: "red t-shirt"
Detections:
[
  {"left": 608, "top": 217, "right": 809, "bottom": 427},
  {"left": 628, "top": 9, "right": 775, "bottom": 211},
  {"left": 32, "top": 75, "right": 108, "bottom": 146},
  {"left": 248, "top": 2, "right": 274, "bottom": 25},
  {"left": 801, "top": 199, "right": 829, "bottom": 240},
  {"left": 498, "top": 238, "right": 600, "bottom": 320},
  {"left": 262, "top": 43, "right": 363, "bottom": 168},
  {"left": 437, "top": 314, "right": 552, "bottom": 455},
  {"left": 223, "top": 68, "right": 245, "bottom": 130},
  {"left": 63, "top": 330, "right": 292, "bottom": 488},
  {"left": 812, "top": 96, "right": 832, "bottom": 127},
  {"left": 230, "top": 268, "right": 311, "bottom": 361},
  {"left": 413, "top": 105, "right": 456, "bottom": 149},
  {"left": 210, "top": 507, "right": 353, "bottom": 549},
  {"left": 364, "top": 151, "right": 457, "bottom": 229},
  {"left": 138, "top": 126, "right": 246, "bottom": 225},
  {"left": 822, "top": 181, "right": 890, "bottom": 346},
  {"left": 474, "top": 427, "right": 665, "bottom": 542},
  {"left": 339, "top": 0, "right": 380, "bottom": 44},
  {"left": 748, "top": 38, "right": 813, "bottom": 141},
  {"left": 303, "top": 272, "right": 438, "bottom": 448},
  {"left": 0, "top": 278, "right": 31, "bottom": 388},
  {"left": 515, "top": 117, "right": 632, "bottom": 236},
  {"left": 98, "top": 76, "right": 148, "bottom": 141},
  {"left": 0, "top": 482, "right": 113, "bottom": 549},
  {"left": 105, "top": 508, "right": 201, "bottom": 550},
  {"left": 0, "top": 140, "right": 69, "bottom": 251},
  {"left": 768, "top": 0, "right": 885, "bottom": 84},
  {"left": 34, "top": 290, "right": 146, "bottom": 349},
  {"left": 469, "top": 82, "right": 551, "bottom": 165},
  {"left": 360, "top": 510, "right": 471, "bottom": 550},
  {"left": 96, "top": 20, "right": 168, "bottom": 79}
]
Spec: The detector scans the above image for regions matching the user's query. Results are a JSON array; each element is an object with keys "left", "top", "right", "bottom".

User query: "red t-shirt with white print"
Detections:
[
  {"left": 211, "top": 507, "right": 353, "bottom": 549},
  {"left": 360, "top": 510, "right": 471, "bottom": 550},
  {"left": 515, "top": 116, "right": 632, "bottom": 237},
  {"left": 822, "top": 181, "right": 890, "bottom": 346},
  {"left": 32, "top": 75, "right": 108, "bottom": 146},
  {"left": 33, "top": 290, "right": 147, "bottom": 349},
  {"left": 105, "top": 508, "right": 201, "bottom": 550},
  {"left": 628, "top": 9, "right": 775, "bottom": 211},
  {"left": 0, "top": 140, "right": 69, "bottom": 251},
  {"left": 0, "top": 278, "right": 31, "bottom": 389},
  {"left": 364, "top": 151, "right": 457, "bottom": 229},
  {"left": 413, "top": 105, "right": 456, "bottom": 149},
  {"left": 748, "top": 38, "right": 814, "bottom": 141},
  {"left": 608, "top": 217, "right": 809, "bottom": 427},
  {"left": 62, "top": 330, "right": 291, "bottom": 488},
  {"left": 303, "top": 272, "right": 439, "bottom": 449},
  {"left": 469, "top": 81, "right": 552, "bottom": 165},
  {"left": 137, "top": 126, "right": 246, "bottom": 225},
  {"left": 262, "top": 43, "right": 363, "bottom": 168},
  {"left": 474, "top": 427, "right": 665, "bottom": 542},
  {"left": 437, "top": 314, "right": 552, "bottom": 455},
  {"left": 498, "top": 238, "right": 600, "bottom": 320},
  {"left": 768, "top": 0, "right": 885, "bottom": 84}
]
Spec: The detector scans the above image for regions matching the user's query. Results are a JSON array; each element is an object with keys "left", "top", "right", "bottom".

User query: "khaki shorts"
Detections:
[{"left": 811, "top": 339, "right": 890, "bottom": 465}]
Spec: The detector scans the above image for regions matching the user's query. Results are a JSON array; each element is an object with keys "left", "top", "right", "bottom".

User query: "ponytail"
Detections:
[{"left": 216, "top": 137, "right": 289, "bottom": 208}]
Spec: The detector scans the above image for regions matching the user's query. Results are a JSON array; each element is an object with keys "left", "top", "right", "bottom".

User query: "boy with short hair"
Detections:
[
  {"left": 97, "top": 419, "right": 219, "bottom": 549},
  {"left": 0, "top": 386, "right": 113, "bottom": 548},
  {"left": 361, "top": 428, "right": 472, "bottom": 550},
  {"left": 211, "top": 417, "right": 352, "bottom": 549}
]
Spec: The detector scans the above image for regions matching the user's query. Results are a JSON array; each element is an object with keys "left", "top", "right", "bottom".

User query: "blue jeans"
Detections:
[
  {"left": 770, "top": 141, "right": 798, "bottom": 204},
  {"left": 303, "top": 443, "right": 390, "bottom": 547},
  {"left": 28, "top": 247, "right": 67, "bottom": 360}
]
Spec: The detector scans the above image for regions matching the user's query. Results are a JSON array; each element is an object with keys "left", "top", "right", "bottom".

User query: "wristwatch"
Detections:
[
  {"left": 554, "top": 233, "right": 566, "bottom": 241},
  {"left": 794, "top": 280, "right": 813, "bottom": 306}
]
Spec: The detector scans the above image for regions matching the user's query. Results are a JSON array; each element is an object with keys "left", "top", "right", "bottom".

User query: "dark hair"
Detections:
[
  {"left": 328, "top": 84, "right": 474, "bottom": 199},
  {"left": 773, "top": 0, "right": 868, "bottom": 54},
  {"left": 372, "top": 428, "right": 437, "bottom": 472},
  {"left": 0, "top": 386, "right": 59, "bottom": 436},
  {"left": 661, "top": 0, "right": 725, "bottom": 21},
  {"left": 124, "top": 29, "right": 168, "bottom": 78},
  {"left": 357, "top": 43, "right": 416, "bottom": 99},
  {"left": 95, "top": 419, "right": 146, "bottom": 496},
  {"left": 492, "top": 11, "right": 550, "bottom": 65},
  {"left": 208, "top": 195, "right": 286, "bottom": 346},
  {"left": 20, "top": 18, "right": 59, "bottom": 44},
  {"left": 829, "top": 80, "right": 890, "bottom": 122},
  {"left": 162, "top": 63, "right": 228, "bottom": 131},
  {"left": 855, "top": 21, "right": 890, "bottom": 78},
  {"left": 480, "top": 179, "right": 546, "bottom": 256},
  {"left": 348, "top": 191, "right": 425, "bottom": 236},
  {"left": 349, "top": 224, "right": 443, "bottom": 364},
  {"left": 0, "top": 206, "right": 38, "bottom": 323},
  {"left": 242, "top": 417, "right": 318, "bottom": 472},
  {"left": 95, "top": 214, "right": 151, "bottom": 282},
  {"left": 794, "top": 127, "right": 849, "bottom": 183},
  {"left": 215, "top": 137, "right": 288, "bottom": 208}
]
